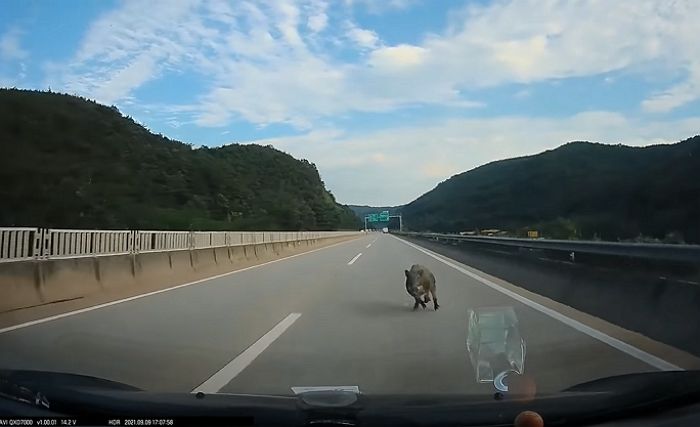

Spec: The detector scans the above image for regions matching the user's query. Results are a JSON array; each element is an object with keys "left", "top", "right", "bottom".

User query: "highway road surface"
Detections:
[{"left": 0, "top": 234, "right": 674, "bottom": 395}]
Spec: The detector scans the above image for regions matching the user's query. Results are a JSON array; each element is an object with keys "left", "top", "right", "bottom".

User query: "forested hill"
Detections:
[
  {"left": 0, "top": 89, "right": 360, "bottom": 231},
  {"left": 403, "top": 137, "right": 700, "bottom": 243}
]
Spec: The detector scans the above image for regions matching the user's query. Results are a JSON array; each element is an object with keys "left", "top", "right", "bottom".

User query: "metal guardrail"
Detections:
[
  {"left": 0, "top": 227, "right": 38, "bottom": 261},
  {"left": 0, "top": 228, "right": 358, "bottom": 262},
  {"left": 394, "top": 231, "right": 700, "bottom": 263},
  {"left": 45, "top": 229, "right": 133, "bottom": 258}
]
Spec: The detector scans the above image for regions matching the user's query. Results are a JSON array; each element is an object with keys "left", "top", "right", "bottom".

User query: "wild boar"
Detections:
[{"left": 404, "top": 264, "right": 439, "bottom": 311}]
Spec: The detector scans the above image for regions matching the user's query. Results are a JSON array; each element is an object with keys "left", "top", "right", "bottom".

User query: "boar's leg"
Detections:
[
  {"left": 430, "top": 288, "right": 439, "bottom": 310},
  {"left": 413, "top": 297, "right": 427, "bottom": 310}
]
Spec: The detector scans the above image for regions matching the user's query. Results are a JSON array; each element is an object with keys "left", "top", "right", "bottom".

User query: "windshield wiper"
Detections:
[{"left": 0, "top": 376, "right": 50, "bottom": 409}]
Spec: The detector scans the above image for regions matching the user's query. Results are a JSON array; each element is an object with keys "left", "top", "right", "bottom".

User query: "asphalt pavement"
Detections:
[{"left": 0, "top": 234, "right": 668, "bottom": 395}]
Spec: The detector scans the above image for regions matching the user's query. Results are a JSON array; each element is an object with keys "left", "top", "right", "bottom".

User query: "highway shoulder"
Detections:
[{"left": 393, "top": 235, "right": 700, "bottom": 371}]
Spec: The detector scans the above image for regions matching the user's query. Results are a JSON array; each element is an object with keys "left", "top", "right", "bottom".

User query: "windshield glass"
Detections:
[{"left": 1, "top": 0, "right": 699, "bottom": 417}]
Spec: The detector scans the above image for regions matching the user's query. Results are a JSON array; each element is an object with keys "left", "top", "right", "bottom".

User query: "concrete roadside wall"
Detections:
[{"left": 0, "top": 235, "right": 359, "bottom": 313}]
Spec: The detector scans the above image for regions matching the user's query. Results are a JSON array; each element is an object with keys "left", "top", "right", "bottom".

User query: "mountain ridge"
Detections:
[
  {"left": 0, "top": 88, "right": 360, "bottom": 231},
  {"left": 401, "top": 137, "right": 700, "bottom": 243}
]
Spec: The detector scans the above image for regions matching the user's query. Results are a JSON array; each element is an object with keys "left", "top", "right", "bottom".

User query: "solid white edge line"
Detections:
[
  {"left": 392, "top": 235, "right": 682, "bottom": 371},
  {"left": 0, "top": 238, "right": 360, "bottom": 335},
  {"left": 347, "top": 253, "right": 362, "bottom": 265},
  {"left": 192, "top": 312, "right": 302, "bottom": 393}
]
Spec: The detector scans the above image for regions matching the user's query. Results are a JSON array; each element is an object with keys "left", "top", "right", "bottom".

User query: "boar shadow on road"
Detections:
[{"left": 348, "top": 299, "right": 428, "bottom": 317}]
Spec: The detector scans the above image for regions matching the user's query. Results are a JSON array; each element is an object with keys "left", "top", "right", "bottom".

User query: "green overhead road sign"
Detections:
[
  {"left": 364, "top": 211, "right": 403, "bottom": 231},
  {"left": 367, "top": 212, "right": 390, "bottom": 222}
]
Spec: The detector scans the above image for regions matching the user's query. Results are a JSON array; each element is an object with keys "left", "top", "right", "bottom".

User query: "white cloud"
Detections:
[
  {"left": 417, "top": 0, "right": 700, "bottom": 111},
  {"left": 187, "top": 2, "right": 485, "bottom": 128},
  {"left": 344, "top": 0, "right": 418, "bottom": 14},
  {"left": 306, "top": 0, "right": 328, "bottom": 32},
  {"left": 49, "top": 0, "right": 485, "bottom": 124},
  {"left": 642, "top": 88, "right": 697, "bottom": 113},
  {"left": 369, "top": 44, "right": 427, "bottom": 69},
  {"left": 308, "top": 13, "right": 328, "bottom": 32},
  {"left": 642, "top": 64, "right": 700, "bottom": 112},
  {"left": 274, "top": 0, "right": 305, "bottom": 48},
  {"left": 46, "top": 0, "right": 700, "bottom": 126},
  {"left": 166, "top": 117, "right": 183, "bottom": 128},
  {"left": 50, "top": 0, "right": 213, "bottom": 104},
  {"left": 229, "top": 0, "right": 700, "bottom": 123},
  {"left": 346, "top": 25, "right": 379, "bottom": 49},
  {"left": 250, "top": 112, "right": 700, "bottom": 205},
  {"left": 94, "top": 54, "right": 158, "bottom": 103},
  {"left": 0, "top": 27, "right": 28, "bottom": 60}
]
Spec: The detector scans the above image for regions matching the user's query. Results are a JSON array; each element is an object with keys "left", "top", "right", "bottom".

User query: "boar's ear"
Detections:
[{"left": 404, "top": 269, "right": 410, "bottom": 277}]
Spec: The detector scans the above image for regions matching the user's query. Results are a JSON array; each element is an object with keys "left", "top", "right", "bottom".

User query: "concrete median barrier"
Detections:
[
  {"left": 0, "top": 260, "right": 43, "bottom": 312},
  {"left": 0, "top": 234, "right": 360, "bottom": 315},
  {"left": 229, "top": 245, "right": 247, "bottom": 264},
  {"left": 86, "top": 253, "right": 135, "bottom": 291},
  {"left": 39, "top": 257, "right": 104, "bottom": 303},
  {"left": 245, "top": 245, "right": 257, "bottom": 262}
]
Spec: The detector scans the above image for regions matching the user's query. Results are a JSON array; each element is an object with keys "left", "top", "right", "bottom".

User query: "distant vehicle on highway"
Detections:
[{"left": 382, "top": 227, "right": 389, "bottom": 233}]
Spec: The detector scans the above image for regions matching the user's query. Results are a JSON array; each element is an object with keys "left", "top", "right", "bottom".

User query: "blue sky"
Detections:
[{"left": 2, "top": 0, "right": 699, "bottom": 205}]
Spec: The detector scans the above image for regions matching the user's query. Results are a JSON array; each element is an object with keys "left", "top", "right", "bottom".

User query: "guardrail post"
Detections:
[
  {"left": 128, "top": 230, "right": 137, "bottom": 277},
  {"left": 42, "top": 229, "right": 51, "bottom": 259},
  {"left": 32, "top": 228, "right": 44, "bottom": 258},
  {"left": 187, "top": 230, "right": 196, "bottom": 268}
]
